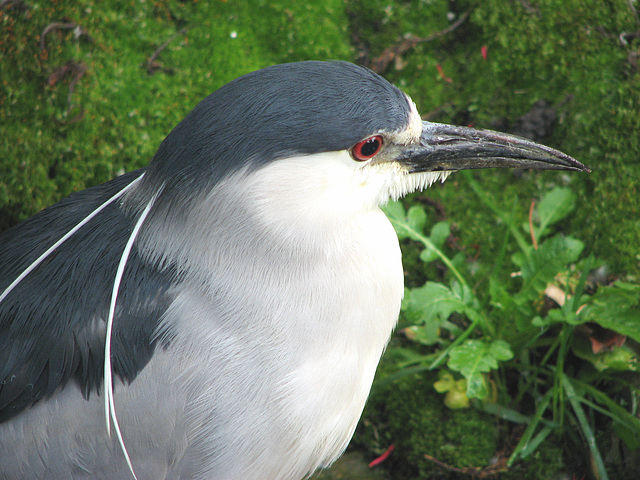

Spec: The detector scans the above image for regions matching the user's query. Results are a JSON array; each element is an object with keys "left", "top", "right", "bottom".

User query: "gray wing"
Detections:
[{"left": 0, "top": 169, "right": 175, "bottom": 422}]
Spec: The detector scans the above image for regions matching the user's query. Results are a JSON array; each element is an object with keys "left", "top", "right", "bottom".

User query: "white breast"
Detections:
[{"left": 145, "top": 152, "right": 405, "bottom": 479}]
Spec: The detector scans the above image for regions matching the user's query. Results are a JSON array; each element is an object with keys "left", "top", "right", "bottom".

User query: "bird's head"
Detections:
[{"left": 128, "top": 60, "right": 589, "bottom": 246}]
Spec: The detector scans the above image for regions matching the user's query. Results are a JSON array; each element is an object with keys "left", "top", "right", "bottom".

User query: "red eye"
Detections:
[{"left": 351, "top": 135, "right": 383, "bottom": 161}]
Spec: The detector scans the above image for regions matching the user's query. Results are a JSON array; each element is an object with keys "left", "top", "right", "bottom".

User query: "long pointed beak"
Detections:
[{"left": 397, "top": 122, "right": 590, "bottom": 173}]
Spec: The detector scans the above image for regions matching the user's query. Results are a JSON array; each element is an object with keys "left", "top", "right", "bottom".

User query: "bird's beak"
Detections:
[{"left": 397, "top": 122, "right": 590, "bottom": 173}]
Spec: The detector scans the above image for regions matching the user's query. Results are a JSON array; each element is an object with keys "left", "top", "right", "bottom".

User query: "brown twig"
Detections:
[
  {"left": 424, "top": 451, "right": 509, "bottom": 478},
  {"left": 145, "top": 28, "right": 187, "bottom": 75},
  {"left": 617, "top": 1, "right": 640, "bottom": 46},
  {"left": 423, "top": 453, "right": 479, "bottom": 476},
  {"left": 40, "top": 22, "right": 91, "bottom": 52},
  {"left": 367, "top": 11, "right": 470, "bottom": 73},
  {"left": 0, "top": 0, "right": 29, "bottom": 12},
  {"left": 619, "top": 31, "right": 640, "bottom": 45},
  {"left": 47, "top": 61, "right": 87, "bottom": 124}
]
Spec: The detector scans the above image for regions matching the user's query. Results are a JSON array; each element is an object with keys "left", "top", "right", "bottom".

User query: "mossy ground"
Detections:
[
  {"left": 355, "top": 370, "right": 568, "bottom": 480},
  {"left": 2, "top": 1, "right": 639, "bottom": 478},
  {"left": 0, "top": 0, "right": 354, "bottom": 228}
]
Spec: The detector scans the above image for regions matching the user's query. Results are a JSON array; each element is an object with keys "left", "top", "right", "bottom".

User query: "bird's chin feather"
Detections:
[{"left": 387, "top": 170, "right": 452, "bottom": 201}]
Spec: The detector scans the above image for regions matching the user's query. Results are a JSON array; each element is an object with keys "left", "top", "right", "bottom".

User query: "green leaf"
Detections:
[
  {"left": 572, "top": 378, "right": 640, "bottom": 436},
  {"left": 573, "top": 337, "right": 639, "bottom": 372},
  {"left": 444, "top": 379, "right": 471, "bottom": 409},
  {"left": 512, "top": 235, "right": 584, "bottom": 302},
  {"left": 613, "top": 421, "right": 640, "bottom": 450},
  {"left": 489, "top": 277, "right": 512, "bottom": 311},
  {"left": 401, "top": 281, "right": 485, "bottom": 345},
  {"left": 518, "top": 425, "right": 555, "bottom": 459},
  {"left": 402, "top": 281, "right": 466, "bottom": 325},
  {"left": 580, "top": 282, "right": 640, "bottom": 342},
  {"left": 465, "top": 373, "right": 489, "bottom": 399},
  {"left": 430, "top": 221, "right": 450, "bottom": 246},
  {"left": 546, "top": 306, "right": 584, "bottom": 326},
  {"left": 526, "top": 187, "right": 576, "bottom": 239},
  {"left": 403, "top": 323, "right": 441, "bottom": 346},
  {"left": 490, "top": 339, "right": 514, "bottom": 361},
  {"left": 507, "top": 391, "right": 555, "bottom": 466},
  {"left": 420, "top": 221, "right": 450, "bottom": 263},
  {"left": 406, "top": 205, "right": 427, "bottom": 236},
  {"left": 489, "top": 277, "right": 536, "bottom": 327},
  {"left": 447, "top": 339, "right": 514, "bottom": 399},
  {"left": 384, "top": 201, "right": 467, "bottom": 287},
  {"left": 433, "top": 372, "right": 455, "bottom": 393}
]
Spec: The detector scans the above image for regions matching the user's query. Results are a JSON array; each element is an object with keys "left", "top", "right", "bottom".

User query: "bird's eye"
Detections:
[{"left": 351, "top": 135, "right": 384, "bottom": 161}]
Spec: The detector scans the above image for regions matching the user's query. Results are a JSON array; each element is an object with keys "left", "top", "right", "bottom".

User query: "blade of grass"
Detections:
[
  {"left": 553, "top": 324, "right": 575, "bottom": 425},
  {"left": 483, "top": 215, "right": 513, "bottom": 294},
  {"left": 562, "top": 374, "right": 609, "bottom": 480},
  {"left": 507, "top": 390, "right": 553, "bottom": 466},
  {"left": 483, "top": 403, "right": 530, "bottom": 424},
  {"left": 565, "top": 256, "right": 594, "bottom": 313},
  {"left": 519, "top": 425, "right": 555, "bottom": 459},
  {"left": 572, "top": 378, "right": 640, "bottom": 433}
]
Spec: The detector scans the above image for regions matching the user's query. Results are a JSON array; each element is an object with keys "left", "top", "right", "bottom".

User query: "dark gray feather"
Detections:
[{"left": 0, "top": 170, "right": 175, "bottom": 422}]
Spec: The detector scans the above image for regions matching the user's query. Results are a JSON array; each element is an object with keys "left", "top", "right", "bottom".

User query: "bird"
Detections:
[{"left": 0, "top": 60, "right": 588, "bottom": 480}]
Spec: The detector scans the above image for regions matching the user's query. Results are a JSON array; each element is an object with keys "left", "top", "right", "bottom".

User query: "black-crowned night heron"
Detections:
[{"left": 0, "top": 61, "right": 588, "bottom": 479}]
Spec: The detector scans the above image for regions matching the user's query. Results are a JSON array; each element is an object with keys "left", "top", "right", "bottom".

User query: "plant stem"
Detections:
[{"left": 428, "top": 316, "right": 480, "bottom": 369}]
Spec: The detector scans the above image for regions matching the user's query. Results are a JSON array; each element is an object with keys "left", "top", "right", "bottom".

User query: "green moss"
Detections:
[
  {"left": 356, "top": 371, "right": 567, "bottom": 479},
  {"left": 388, "top": 377, "right": 497, "bottom": 479},
  {"left": 466, "top": 0, "right": 640, "bottom": 279},
  {"left": 0, "top": 0, "right": 353, "bottom": 229}
]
